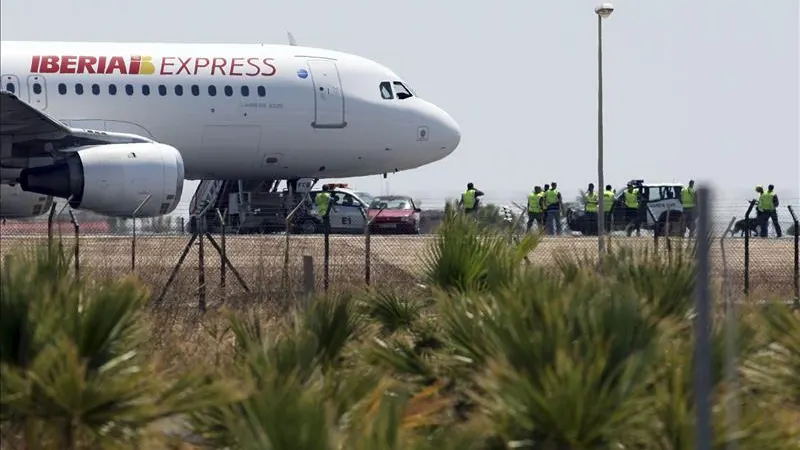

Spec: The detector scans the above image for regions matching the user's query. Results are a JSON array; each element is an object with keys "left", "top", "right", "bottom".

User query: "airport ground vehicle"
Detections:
[
  {"left": 367, "top": 195, "right": 422, "bottom": 234},
  {"left": 567, "top": 180, "right": 685, "bottom": 236}
]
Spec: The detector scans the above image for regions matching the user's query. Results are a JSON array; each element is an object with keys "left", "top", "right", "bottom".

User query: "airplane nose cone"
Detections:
[
  {"left": 430, "top": 105, "right": 460, "bottom": 157},
  {"left": 441, "top": 110, "right": 461, "bottom": 153}
]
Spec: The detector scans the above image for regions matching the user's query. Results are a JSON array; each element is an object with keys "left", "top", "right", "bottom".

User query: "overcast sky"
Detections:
[{"left": 2, "top": 0, "right": 797, "bottom": 215}]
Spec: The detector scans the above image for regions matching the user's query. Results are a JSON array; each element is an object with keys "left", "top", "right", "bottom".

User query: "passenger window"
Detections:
[
  {"left": 33, "top": 83, "right": 42, "bottom": 95},
  {"left": 58, "top": 83, "right": 67, "bottom": 95},
  {"left": 125, "top": 84, "right": 134, "bottom": 95},
  {"left": 393, "top": 82, "right": 413, "bottom": 100},
  {"left": 257, "top": 86, "right": 266, "bottom": 97},
  {"left": 109, "top": 84, "right": 117, "bottom": 95},
  {"left": 224, "top": 85, "right": 233, "bottom": 97},
  {"left": 191, "top": 84, "right": 199, "bottom": 96},
  {"left": 5, "top": 83, "right": 14, "bottom": 93},
  {"left": 175, "top": 85, "right": 183, "bottom": 96},
  {"left": 241, "top": 86, "right": 250, "bottom": 96},
  {"left": 74, "top": 84, "right": 84, "bottom": 95},
  {"left": 341, "top": 194, "right": 361, "bottom": 208},
  {"left": 379, "top": 81, "right": 393, "bottom": 99},
  {"left": 158, "top": 84, "right": 167, "bottom": 96},
  {"left": 91, "top": 84, "right": 100, "bottom": 95},
  {"left": 142, "top": 85, "right": 150, "bottom": 96},
  {"left": 208, "top": 85, "right": 217, "bottom": 96}
]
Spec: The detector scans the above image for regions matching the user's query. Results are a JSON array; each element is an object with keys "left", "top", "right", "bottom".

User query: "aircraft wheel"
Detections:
[{"left": 299, "top": 219, "right": 317, "bottom": 234}]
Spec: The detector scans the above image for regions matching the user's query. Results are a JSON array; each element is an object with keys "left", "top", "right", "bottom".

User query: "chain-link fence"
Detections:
[{"left": 1, "top": 199, "right": 798, "bottom": 310}]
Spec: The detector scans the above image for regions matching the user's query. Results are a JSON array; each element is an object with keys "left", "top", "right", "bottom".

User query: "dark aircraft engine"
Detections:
[
  {"left": 0, "top": 183, "right": 54, "bottom": 218},
  {"left": 19, "top": 143, "right": 184, "bottom": 218}
]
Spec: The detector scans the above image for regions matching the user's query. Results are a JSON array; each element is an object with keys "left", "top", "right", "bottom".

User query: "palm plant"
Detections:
[
  {"left": 423, "top": 204, "right": 540, "bottom": 294},
  {"left": 0, "top": 245, "right": 239, "bottom": 449}
]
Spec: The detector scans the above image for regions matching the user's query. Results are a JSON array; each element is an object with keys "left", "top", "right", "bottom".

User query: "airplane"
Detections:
[{"left": 0, "top": 40, "right": 461, "bottom": 219}]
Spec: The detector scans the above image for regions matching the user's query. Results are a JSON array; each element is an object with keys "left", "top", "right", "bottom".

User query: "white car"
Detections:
[{"left": 295, "top": 188, "right": 372, "bottom": 234}]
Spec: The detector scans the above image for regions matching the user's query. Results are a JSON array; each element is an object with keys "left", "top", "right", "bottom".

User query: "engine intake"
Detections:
[{"left": 19, "top": 143, "right": 184, "bottom": 217}]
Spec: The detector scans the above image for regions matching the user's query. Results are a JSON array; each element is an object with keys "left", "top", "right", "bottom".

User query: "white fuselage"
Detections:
[{"left": 0, "top": 41, "right": 461, "bottom": 181}]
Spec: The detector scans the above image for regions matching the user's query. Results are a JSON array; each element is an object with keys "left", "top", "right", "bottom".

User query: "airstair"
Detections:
[
  {"left": 189, "top": 178, "right": 318, "bottom": 234},
  {"left": 189, "top": 180, "right": 225, "bottom": 218}
]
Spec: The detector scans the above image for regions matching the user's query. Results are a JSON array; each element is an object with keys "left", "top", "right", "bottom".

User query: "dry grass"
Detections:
[{"left": 1, "top": 234, "right": 797, "bottom": 307}]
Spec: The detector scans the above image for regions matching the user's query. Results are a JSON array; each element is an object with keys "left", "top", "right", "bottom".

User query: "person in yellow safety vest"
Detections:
[
  {"left": 315, "top": 184, "right": 332, "bottom": 224},
  {"left": 758, "top": 184, "right": 782, "bottom": 238},
  {"left": 603, "top": 184, "right": 615, "bottom": 232},
  {"left": 544, "top": 181, "right": 563, "bottom": 235},
  {"left": 526, "top": 186, "right": 544, "bottom": 232},
  {"left": 459, "top": 182, "right": 484, "bottom": 215},
  {"left": 584, "top": 183, "right": 598, "bottom": 235},
  {"left": 681, "top": 180, "right": 696, "bottom": 238},
  {"left": 623, "top": 183, "right": 641, "bottom": 237}
]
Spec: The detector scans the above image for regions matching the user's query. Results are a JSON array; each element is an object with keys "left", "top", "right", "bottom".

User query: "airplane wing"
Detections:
[{"left": 0, "top": 91, "right": 153, "bottom": 157}]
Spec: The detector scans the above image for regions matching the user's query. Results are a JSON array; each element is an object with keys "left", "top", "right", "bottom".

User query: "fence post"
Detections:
[
  {"left": 198, "top": 216, "right": 206, "bottom": 313},
  {"left": 788, "top": 205, "right": 799, "bottom": 307},
  {"left": 130, "top": 194, "right": 152, "bottom": 272},
  {"left": 216, "top": 208, "right": 227, "bottom": 304},
  {"left": 323, "top": 209, "right": 330, "bottom": 293},
  {"left": 665, "top": 205, "right": 673, "bottom": 259},
  {"left": 720, "top": 217, "right": 737, "bottom": 314},
  {"left": 743, "top": 200, "right": 756, "bottom": 295},
  {"left": 47, "top": 202, "right": 57, "bottom": 250},
  {"left": 647, "top": 207, "right": 659, "bottom": 252},
  {"left": 303, "top": 255, "right": 315, "bottom": 310},
  {"left": 364, "top": 206, "right": 386, "bottom": 286},
  {"left": 69, "top": 209, "right": 80, "bottom": 280},
  {"left": 693, "top": 186, "right": 713, "bottom": 450}
]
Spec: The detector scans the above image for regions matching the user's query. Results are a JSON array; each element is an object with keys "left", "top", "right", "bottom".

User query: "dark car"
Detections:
[{"left": 367, "top": 196, "right": 421, "bottom": 234}]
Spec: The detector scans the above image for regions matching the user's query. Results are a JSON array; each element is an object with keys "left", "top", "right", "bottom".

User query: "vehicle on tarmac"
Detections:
[
  {"left": 367, "top": 195, "right": 422, "bottom": 234},
  {"left": 290, "top": 184, "right": 372, "bottom": 234},
  {"left": 566, "top": 180, "right": 685, "bottom": 236}
]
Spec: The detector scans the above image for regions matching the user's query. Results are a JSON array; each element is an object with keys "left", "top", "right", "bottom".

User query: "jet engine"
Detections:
[
  {"left": 0, "top": 183, "right": 54, "bottom": 218},
  {"left": 19, "top": 143, "right": 184, "bottom": 218}
]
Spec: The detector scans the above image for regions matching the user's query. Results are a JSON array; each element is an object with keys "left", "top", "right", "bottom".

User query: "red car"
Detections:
[{"left": 367, "top": 196, "right": 422, "bottom": 234}]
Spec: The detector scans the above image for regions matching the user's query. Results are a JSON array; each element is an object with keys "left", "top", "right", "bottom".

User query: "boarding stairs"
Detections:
[
  {"left": 189, "top": 179, "right": 314, "bottom": 234},
  {"left": 190, "top": 180, "right": 225, "bottom": 218}
]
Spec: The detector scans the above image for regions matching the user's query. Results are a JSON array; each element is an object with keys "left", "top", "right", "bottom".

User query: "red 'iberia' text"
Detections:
[
  {"left": 30, "top": 55, "right": 152, "bottom": 75},
  {"left": 29, "top": 55, "right": 278, "bottom": 77}
]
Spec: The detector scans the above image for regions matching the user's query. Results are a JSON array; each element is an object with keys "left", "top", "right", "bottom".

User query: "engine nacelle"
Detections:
[
  {"left": 19, "top": 143, "right": 184, "bottom": 218},
  {"left": 0, "top": 183, "right": 54, "bottom": 218}
]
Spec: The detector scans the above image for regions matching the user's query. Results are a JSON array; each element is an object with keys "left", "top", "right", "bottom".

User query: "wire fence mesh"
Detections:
[{"left": 1, "top": 199, "right": 798, "bottom": 311}]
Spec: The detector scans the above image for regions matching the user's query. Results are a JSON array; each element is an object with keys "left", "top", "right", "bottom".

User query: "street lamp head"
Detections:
[{"left": 595, "top": 3, "right": 614, "bottom": 18}]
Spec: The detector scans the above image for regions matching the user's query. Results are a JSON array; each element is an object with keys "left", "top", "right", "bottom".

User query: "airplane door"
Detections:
[
  {"left": 1, "top": 75, "right": 21, "bottom": 97},
  {"left": 306, "top": 60, "right": 346, "bottom": 129},
  {"left": 26, "top": 75, "right": 47, "bottom": 110}
]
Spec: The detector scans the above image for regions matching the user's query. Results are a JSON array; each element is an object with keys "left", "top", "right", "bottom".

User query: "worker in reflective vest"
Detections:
[
  {"left": 527, "top": 186, "right": 544, "bottom": 232},
  {"left": 758, "top": 184, "right": 782, "bottom": 238},
  {"left": 681, "top": 180, "right": 696, "bottom": 237},
  {"left": 603, "top": 185, "right": 615, "bottom": 232},
  {"left": 460, "top": 182, "right": 484, "bottom": 215},
  {"left": 584, "top": 183, "right": 598, "bottom": 235},
  {"left": 623, "top": 183, "right": 641, "bottom": 237},
  {"left": 315, "top": 185, "right": 332, "bottom": 229},
  {"left": 544, "top": 182, "right": 563, "bottom": 235}
]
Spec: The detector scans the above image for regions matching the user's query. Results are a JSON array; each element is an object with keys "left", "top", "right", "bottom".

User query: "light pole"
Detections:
[{"left": 595, "top": 2, "right": 614, "bottom": 257}]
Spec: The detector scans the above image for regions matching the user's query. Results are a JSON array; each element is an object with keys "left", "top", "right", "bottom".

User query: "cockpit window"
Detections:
[
  {"left": 379, "top": 81, "right": 393, "bottom": 100},
  {"left": 393, "top": 81, "right": 413, "bottom": 100}
]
